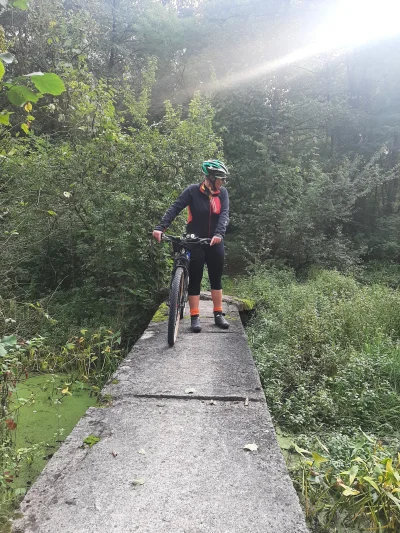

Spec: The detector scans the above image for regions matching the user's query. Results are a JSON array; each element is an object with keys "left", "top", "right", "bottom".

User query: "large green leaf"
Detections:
[
  {"left": 0, "top": 60, "right": 4, "bottom": 81},
  {"left": 7, "top": 85, "right": 39, "bottom": 106},
  {"left": 0, "top": 335, "right": 17, "bottom": 356},
  {"left": 11, "top": 0, "right": 29, "bottom": 9},
  {"left": 0, "top": 112, "right": 12, "bottom": 125},
  {"left": 31, "top": 73, "right": 65, "bottom": 95},
  {"left": 311, "top": 451, "right": 329, "bottom": 467},
  {"left": 1, "top": 335, "right": 17, "bottom": 346},
  {"left": 0, "top": 52, "right": 14, "bottom": 64}
]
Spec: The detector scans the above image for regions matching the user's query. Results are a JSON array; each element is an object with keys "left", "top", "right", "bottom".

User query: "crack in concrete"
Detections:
[{"left": 104, "top": 392, "right": 265, "bottom": 403}]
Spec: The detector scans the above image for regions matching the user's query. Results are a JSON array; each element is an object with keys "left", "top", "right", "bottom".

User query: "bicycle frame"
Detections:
[
  {"left": 164, "top": 235, "right": 209, "bottom": 296},
  {"left": 162, "top": 235, "right": 211, "bottom": 332}
]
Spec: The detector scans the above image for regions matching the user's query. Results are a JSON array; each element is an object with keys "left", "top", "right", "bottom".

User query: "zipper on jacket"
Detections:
[{"left": 209, "top": 199, "right": 212, "bottom": 238}]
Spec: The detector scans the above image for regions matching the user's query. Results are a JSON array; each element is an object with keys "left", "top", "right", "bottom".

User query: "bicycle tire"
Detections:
[{"left": 168, "top": 267, "right": 185, "bottom": 346}]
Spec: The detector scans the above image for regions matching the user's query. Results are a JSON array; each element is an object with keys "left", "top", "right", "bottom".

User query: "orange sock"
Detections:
[
  {"left": 213, "top": 306, "right": 223, "bottom": 313},
  {"left": 190, "top": 308, "right": 200, "bottom": 317}
]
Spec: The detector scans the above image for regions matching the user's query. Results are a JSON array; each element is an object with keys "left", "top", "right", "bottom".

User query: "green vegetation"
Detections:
[
  {"left": 83, "top": 435, "right": 101, "bottom": 448},
  {"left": 0, "top": 373, "right": 95, "bottom": 530},
  {"left": 231, "top": 266, "right": 400, "bottom": 531},
  {"left": 12, "top": 374, "right": 96, "bottom": 482},
  {"left": 151, "top": 302, "right": 169, "bottom": 322},
  {"left": 1, "top": 0, "right": 400, "bottom": 530},
  {"left": 238, "top": 299, "right": 255, "bottom": 311},
  {"left": 0, "top": 323, "right": 121, "bottom": 529}
]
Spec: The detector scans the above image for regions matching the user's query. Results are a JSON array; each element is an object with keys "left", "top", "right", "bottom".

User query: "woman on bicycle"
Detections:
[{"left": 153, "top": 159, "right": 230, "bottom": 333}]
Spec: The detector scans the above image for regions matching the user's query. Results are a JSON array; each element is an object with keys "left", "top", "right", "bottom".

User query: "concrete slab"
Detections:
[
  {"left": 13, "top": 398, "right": 308, "bottom": 533},
  {"left": 103, "top": 324, "right": 264, "bottom": 401}
]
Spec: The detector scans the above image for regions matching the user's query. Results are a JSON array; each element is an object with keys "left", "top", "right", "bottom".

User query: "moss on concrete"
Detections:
[
  {"left": 98, "top": 393, "right": 113, "bottom": 407},
  {"left": 236, "top": 298, "right": 256, "bottom": 311},
  {"left": 151, "top": 302, "right": 169, "bottom": 322},
  {"left": 83, "top": 435, "right": 101, "bottom": 448}
]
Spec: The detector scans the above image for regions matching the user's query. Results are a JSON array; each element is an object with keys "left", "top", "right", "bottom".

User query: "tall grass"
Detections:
[{"left": 233, "top": 267, "right": 400, "bottom": 434}]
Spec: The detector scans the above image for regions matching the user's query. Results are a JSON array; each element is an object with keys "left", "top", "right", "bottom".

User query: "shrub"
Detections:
[{"left": 235, "top": 268, "right": 400, "bottom": 433}]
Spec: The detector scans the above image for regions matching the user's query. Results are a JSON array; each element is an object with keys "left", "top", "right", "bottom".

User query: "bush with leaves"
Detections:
[
  {"left": 231, "top": 266, "right": 400, "bottom": 531},
  {"left": 1, "top": 85, "right": 221, "bottom": 345},
  {"left": 233, "top": 267, "right": 400, "bottom": 433}
]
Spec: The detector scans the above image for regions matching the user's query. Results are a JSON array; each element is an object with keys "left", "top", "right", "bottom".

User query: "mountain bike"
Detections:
[{"left": 162, "top": 234, "right": 210, "bottom": 347}]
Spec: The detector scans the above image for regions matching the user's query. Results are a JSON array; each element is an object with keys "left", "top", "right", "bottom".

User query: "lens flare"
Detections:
[
  {"left": 210, "top": 0, "right": 400, "bottom": 91},
  {"left": 315, "top": 0, "right": 400, "bottom": 49}
]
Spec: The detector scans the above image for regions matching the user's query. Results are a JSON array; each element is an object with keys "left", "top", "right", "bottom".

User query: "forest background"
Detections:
[{"left": 1, "top": 0, "right": 400, "bottom": 531}]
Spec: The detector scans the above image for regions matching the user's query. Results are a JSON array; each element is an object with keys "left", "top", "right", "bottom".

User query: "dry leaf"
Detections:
[
  {"left": 243, "top": 443, "right": 258, "bottom": 452},
  {"left": 131, "top": 479, "right": 145, "bottom": 486},
  {"left": 5, "top": 419, "right": 17, "bottom": 431}
]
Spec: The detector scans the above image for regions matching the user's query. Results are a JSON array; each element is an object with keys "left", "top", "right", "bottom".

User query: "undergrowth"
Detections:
[{"left": 231, "top": 265, "right": 400, "bottom": 532}]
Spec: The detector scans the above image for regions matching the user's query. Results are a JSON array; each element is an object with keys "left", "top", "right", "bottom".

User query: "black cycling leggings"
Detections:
[{"left": 188, "top": 242, "right": 224, "bottom": 295}]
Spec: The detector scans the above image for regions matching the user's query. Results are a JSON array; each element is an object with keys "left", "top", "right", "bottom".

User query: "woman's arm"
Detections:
[
  {"left": 214, "top": 188, "right": 229, "bottom": 238},
  {"left": 155, "top": 186, "right": 192, "bottom": 232}
]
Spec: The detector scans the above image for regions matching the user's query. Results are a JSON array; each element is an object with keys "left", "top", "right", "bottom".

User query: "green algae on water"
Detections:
[
  {"left": 12, "top": 374, "right": 97, "bottom": 488},
  {"left": 0, "top": 374, "right": 97, "bottom": 532}
]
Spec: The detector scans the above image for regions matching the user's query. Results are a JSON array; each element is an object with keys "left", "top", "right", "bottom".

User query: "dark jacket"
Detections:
[{"left": 155, "top": 182, "right": 229, "bottom": 238}]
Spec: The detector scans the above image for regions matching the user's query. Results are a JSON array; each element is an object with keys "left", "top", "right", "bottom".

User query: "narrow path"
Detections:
[{"left": 12, "top": 298, "right": 308, "bottom": 533}]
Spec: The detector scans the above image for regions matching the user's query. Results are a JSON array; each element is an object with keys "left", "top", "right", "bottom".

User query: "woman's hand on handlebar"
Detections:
[
  {"left": 152, "top": 230, "right": 163, "bottom": 243},
  {"left": 210, "top": 235, "right": 222, "bottom": 246}
]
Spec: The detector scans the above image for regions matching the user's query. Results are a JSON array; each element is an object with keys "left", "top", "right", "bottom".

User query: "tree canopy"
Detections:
[{"left": 1, "top": 0, "right": 400, "bottom": 316}]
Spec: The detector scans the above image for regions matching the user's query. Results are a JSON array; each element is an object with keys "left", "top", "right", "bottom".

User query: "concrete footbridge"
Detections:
[{"left": 13, "top": 295, "right": 308, "bottom": 533}]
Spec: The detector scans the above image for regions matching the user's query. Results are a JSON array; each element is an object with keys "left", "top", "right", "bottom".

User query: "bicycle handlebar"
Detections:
[{"left": 162, "top": 234, "right": 211, "bottom": 245}]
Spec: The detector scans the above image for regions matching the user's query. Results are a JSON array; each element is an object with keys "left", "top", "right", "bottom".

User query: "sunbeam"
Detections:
[{"left": 209, "top": 0, "right": 400, "bottom": 91}]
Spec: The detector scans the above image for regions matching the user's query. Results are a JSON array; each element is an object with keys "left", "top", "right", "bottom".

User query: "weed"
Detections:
[
  {"left": 235, "top": 268, "right": 400, "bottom": 433},
  {"left": 83, "top": 435, "right": 101, "bottom": 448},
  {"left": 151, "top": 302, "right": 169, "bottom": 322},
  {"left": 233, "top": 266, "right": 400, "bottom": 532},
  {"left": 292, "top": 435, "right": 400, "bottom": 532}
]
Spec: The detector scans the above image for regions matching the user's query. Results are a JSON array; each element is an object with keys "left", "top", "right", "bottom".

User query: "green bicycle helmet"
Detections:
[{"left": 202, "top": 159, "right": 229, "bottom": 180}]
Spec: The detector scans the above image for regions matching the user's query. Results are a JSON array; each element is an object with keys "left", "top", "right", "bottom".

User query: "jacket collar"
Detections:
[{"left": 200, "top": 181, "right": 220, "bottom": 196}]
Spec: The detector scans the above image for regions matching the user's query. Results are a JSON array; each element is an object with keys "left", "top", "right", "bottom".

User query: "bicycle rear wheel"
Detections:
[{"left": 168, "top": 267, "right": 185, "bottom": 347}]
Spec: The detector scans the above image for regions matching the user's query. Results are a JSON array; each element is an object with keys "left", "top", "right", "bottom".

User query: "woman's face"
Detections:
[{"left": 214, "top": 177, "right": 226, "bottom": 190}]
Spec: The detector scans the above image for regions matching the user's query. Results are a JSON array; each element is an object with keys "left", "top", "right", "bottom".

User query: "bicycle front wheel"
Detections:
[{"left": 168, "top": 267, "right": 185, "bottom": 347}]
